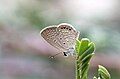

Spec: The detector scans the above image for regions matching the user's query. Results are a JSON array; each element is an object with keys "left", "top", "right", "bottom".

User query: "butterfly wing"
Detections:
[
  {"left": 40, "top": 25, "right": 66, "bottom": 51},
  {"left": 57, "top": 23, "right": 79, "bottom": 50},
  {"left": 40, "top": 23, "right": 79, "bottom": 53}
]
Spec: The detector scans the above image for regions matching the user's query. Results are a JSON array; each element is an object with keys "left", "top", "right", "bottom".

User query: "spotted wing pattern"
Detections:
[
  {"left": 40, "top": 25, "right": 65, "bottom": 51},
  {"left": 57, "top": 23, "right": 79, "bottom": 50},
  {"left": 40, "top": 23, "right": 79, "bottom": 52}
]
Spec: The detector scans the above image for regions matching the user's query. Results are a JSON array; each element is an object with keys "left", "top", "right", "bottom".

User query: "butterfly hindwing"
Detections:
[{"left": 57, "top": 23, "right": 79, "bottom": 50}]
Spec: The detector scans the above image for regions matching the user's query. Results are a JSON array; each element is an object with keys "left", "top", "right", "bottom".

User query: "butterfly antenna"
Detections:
[{"left": 49, "top": 52, "right": 62, "bottom": 59}]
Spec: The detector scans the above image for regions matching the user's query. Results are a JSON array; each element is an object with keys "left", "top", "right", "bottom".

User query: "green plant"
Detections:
[{"left": 75, "top": 38, "right": 111, "bottom": 79}]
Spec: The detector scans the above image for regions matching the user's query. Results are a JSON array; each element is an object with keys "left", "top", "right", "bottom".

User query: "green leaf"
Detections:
[
  {"left": 75, "top": 38, "right": 97, "bottom": 79},
  {"left": 75, "top": 39, "right": 81, "bottom": 54},
  {"left": 79, "top": 42, "right": 95, "bottom": 61},
  {"left": 81, "top": 64, "right": 89, "bottom": 79},
  {"left": 78, "top": 38, "right": 90, "bottom": 55},
  {"left": 81, "top": 53, "right": 94, "bottom": 64},
  {"left": 98, "top": 65, "right": 111, "bottom": 79}
]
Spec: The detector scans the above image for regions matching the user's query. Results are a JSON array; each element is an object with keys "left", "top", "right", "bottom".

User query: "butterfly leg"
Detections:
[{"left": 49, "top": 52, "right": 63, "bottom": 58}]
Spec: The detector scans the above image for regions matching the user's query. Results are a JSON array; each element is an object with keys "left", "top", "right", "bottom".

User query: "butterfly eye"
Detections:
[
  {"left": 69, "top": 29, "right": 71, "bottom": 30},
  {"left": 60, "top": 38, "right": 62, "bottom": 39}
]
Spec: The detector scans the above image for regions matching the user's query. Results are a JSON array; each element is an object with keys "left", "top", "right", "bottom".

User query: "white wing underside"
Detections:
[{"left": 40, "top": 23, "right": 79, "bottom": 53}]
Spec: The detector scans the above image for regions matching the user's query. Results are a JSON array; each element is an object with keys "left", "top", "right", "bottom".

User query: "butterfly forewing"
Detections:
[{"left": 40, "top": 25, "right": 66, "bottom": 51}]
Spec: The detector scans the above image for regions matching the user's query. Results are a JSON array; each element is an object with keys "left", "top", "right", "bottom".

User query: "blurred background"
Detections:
[{"left": 0, "top": 0, "right": 120, "bottom": 79}]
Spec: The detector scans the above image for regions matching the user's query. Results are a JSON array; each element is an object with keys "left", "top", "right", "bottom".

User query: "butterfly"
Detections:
[{"left": 40, "top": 23, "right": 79, "bottom": 58}]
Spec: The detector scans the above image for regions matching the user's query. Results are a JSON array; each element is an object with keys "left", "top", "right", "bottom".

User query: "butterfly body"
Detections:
[{"left": 40, "top": 23, "right": 79, "bottom": 56}]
